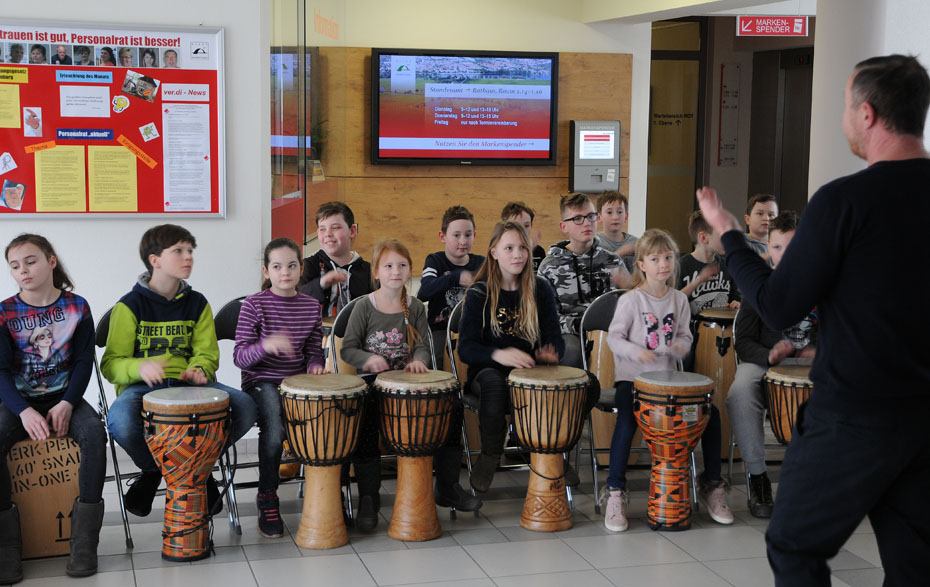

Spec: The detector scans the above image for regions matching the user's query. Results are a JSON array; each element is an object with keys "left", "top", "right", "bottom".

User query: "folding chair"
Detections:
[
  {"left": 446, "top": 300, "right": 574, "bottom": 510},
  {"left": 94, "top": 308, "right": 133, "bottom": 548},
  {"left": 579, "top": 290, "right": 699, "bottom": 514}
]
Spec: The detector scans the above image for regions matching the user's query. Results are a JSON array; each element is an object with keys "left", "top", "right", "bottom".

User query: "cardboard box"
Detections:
[{"left": 7, "top": 436, "right": 81, "bottom": 559}]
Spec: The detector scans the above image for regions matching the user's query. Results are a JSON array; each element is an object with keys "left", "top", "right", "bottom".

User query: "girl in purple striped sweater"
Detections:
[{"left": 234, "top": 238, "right": 325, "bottom": 538}]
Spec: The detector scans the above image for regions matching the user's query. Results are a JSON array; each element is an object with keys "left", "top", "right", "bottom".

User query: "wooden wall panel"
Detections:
[{"left": 310, "top": 48, "right": 634, "bottom": 270}]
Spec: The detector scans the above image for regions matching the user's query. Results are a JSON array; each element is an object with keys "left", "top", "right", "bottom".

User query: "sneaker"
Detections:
[
  {"left": 123, "top": 471, "right": 162, "bottom": 517},
  {"left": 699, "top": 479, "right": 734, "bottom": 525},
  {"left": 603, "top": 487, "right": 629, "bottom": 532},
  {"left": 256, "top": 492, "right": 284, "bottom": 538},
  {"left": 206, "top": 475, "right": 223, "bottom": 516},
  {"left": 435, "top": 482, "right": 483, "bottom": 512},
  {"left": 355, "top": 494, "right": 379, "bottom": 531},
  {"left": 747, "top": 472, "right": 774, "bottom": 519}
]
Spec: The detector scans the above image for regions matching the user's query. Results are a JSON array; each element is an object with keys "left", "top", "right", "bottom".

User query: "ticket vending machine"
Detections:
[{"left": 569, "top": 120, "right": 621, "bottom": 193}]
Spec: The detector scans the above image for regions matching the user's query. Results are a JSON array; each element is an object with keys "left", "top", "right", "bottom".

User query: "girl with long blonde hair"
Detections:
[{"left": 458, "top": 221, "right": 564, "bottom": 492}]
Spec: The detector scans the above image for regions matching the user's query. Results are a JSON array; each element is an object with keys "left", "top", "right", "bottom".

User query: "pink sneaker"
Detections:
[
  {"left": 604, "top": 488, "right": 629, "bottom": 532},
  {"left": 699, "top": 483, "right": 734, "bottom": 525}
]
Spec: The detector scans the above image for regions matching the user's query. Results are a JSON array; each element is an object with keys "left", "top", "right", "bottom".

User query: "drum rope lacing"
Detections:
[
  {"left": 282, "top": 391, "right": 366, "bottom": 467},
  {"left": 376, "top": 384, "right": 459, "bottom": 458}
]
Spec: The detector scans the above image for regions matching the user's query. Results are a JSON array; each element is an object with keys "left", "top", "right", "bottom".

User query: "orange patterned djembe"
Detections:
[
  {"left": 508, "top": 366, "right": 589, "bottom": 532},
  {"left": 142, "top": 387, "right": 229, "bottom": 561},
  {"left": 376, "top": 370, "right": 458, "bottom": 542},
  {"left": 633, "top": 371, "right": 713, "bottom": 531}
]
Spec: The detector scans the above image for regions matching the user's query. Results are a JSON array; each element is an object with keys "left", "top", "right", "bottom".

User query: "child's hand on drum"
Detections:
[
  {"left": 262, "top": 334, "right": 294, "bottom": 357},
  {"left": 139, "top": 359, "right": 166, "bottom": 386},
  {"left": 535, "top": 344, "right": 559, "bottom": 364},
  {"left": 669, "top": 340, "right": 691, "bottom": 358},
  {"left": 768, "top": 340, "right": 794, "bottom": 365},
  {"left": 364, "top": 354, "right": 390, "bottom": 373},
  {"left": 404, "top": 360, "right": 429, "bottom": 373},
  {"left": 637, "top": 349, "right": 659, "bottom": 363},
  {"left": 180, "top": 367, "right": 208, "bottom": 385},
  {"left": 727, "top": 300, "right": 741, "bottom": 309},
  {"left": 46, "top": 401, "right": 73, "bottom": 436},
  {"left": 308, "top": 363, "right": 326, "bottom": 375},
  {"left": 492, "top": 347, "right": 536, "bottom": 369},
  {"left": 20, "top": 407, "right": 50, "bottom": 441}
]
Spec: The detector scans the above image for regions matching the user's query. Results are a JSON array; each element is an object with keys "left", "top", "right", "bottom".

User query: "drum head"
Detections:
[
  {"left": 143, "top": 386, "right": 229, "bottom": 407},
  {"left": 374, "top": 369, "right": 457, "bottom": 392},
  {"left": 635, "top": 370, "right": 713, "bottom": 390},
  {"left": 507, "top": 365, "right": 588, "bottom": 387},
  {"left": 699, "top": 307, "right": 737, "bottom": 322},
  {"left": 280, "top": 373, "right": 367, "bottom": 397},
  {"left": 765, "top": 365, "right": 812, "bottom": 384}
]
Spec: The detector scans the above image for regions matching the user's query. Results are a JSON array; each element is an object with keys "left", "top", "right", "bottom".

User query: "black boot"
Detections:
[
  {"left": 435, "top": 446, "right": 482, "bottom": 511},
  {"left": 748, "top": 472, "right": 774, "bottom": 519},
  {"left": 469, "top": 453, "right": 500, "bottom": 493},
  {"left": 66, "top": 498, "right": 104, "bottom": 577},
  {"left": 354, "top": 460, "right": 381, "bottom": 531},
  {"left": 0, "top": 504, "right": 23, "bottom": 584}
]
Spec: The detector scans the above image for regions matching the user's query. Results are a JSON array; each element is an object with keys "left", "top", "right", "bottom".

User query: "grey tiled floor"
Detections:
[{"left": 9, "top": 446, "right": 883, "bottom": 586}]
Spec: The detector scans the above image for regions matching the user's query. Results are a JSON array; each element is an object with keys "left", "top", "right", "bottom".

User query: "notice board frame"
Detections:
[{"left": 0, "top": 18, "right": 226, "bottom": 218}]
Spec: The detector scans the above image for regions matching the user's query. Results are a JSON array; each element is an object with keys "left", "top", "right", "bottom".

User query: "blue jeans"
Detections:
[
  {"left": 243, "top": 381, "right": 285, "bottom": 493},
  {"left": 0, "top": 398, "right": 107, "bottom": 509},
  {"left": 107, "top": 379, "right": 257, "bottom": 473},
  {"left": 607, "top": 380, "right": 722, "bottom": 489}
]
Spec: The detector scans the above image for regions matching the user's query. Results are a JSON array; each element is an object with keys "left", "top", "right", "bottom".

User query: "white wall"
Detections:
[
  {"left": 1, "top": 1, "right": 271, "bottom": 402},
  {"left": 278, "top": 0, "right": 653, "bottom": 235}
]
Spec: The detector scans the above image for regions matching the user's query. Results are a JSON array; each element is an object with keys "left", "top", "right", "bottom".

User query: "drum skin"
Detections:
[
  {"left": 508, "top": 366, "right": 589, "bottom": 532},
  {"left": 763, "top": 365, "right": 813, "bottom": 445},
  {"left": 280, "top": 373, "right": 367, "bottom": 550},
  {"left": 633, "top": 372, "right": 713, "bottom": 531},
  {"left": 143, "top": 387, "right": 230, "bottom": 561},
  {"left": 375, "top": 370, "right": 459, "bottom": 542}
]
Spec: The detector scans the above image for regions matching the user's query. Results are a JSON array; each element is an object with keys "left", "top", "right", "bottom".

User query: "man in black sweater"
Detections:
[{"left": 698, "top": 55, "right": 930, "bottom": 586}]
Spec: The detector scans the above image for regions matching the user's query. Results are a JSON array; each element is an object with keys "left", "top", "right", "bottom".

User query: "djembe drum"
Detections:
[
  {"left": 507, "top": 366, "right": 589, "bottom": 532},
  {"left": 280, "top": 373, "right": 367, "bottom": 549},
  {"left": 633, "top": 371, "right": 714, "bottom": 531},
  {"left": 142, "top": 387, "right": 230, "bottom": 561},
  {"left": 763, "top": 364, "right": 813, "bottom": 444},
  {"left": 694, "top": 307, "right": 737, "bottom": 458},
  {"left": 375, "top": 370, "right": 458, "bottom": 542}
]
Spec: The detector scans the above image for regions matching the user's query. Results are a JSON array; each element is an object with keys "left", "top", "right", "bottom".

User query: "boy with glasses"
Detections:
[{"left": 538, "top": 193, "right": 629, "bottom": 367}]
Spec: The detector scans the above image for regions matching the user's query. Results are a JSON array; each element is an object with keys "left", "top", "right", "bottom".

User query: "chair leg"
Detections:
[
  {"left": 218, "top": 450, "right": 241, "bottom": 535},
  {"left": 689, "top": 453, "right": 700, "bottom": 513},
  {"left": 108, "top": 437, "right": 134, "bottom": 549},
  {"left": 587, "top": 414, "right": 601, "bottom": 515},
  {"left": 564, "top": 452, "right": 574, "bottom": 511},
  {"left": 298, "top": 464, "right": 305, "bottom": 499},
  {"left": 727, "top": 429, "right": 737, "bottom": 484},
  {"left": 460, "top": 412, "right": 480, "bottom": 518}
]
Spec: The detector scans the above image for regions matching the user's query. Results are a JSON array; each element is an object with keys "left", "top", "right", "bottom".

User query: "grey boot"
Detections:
[
  {"left": 66, "top": 498, "right": 104, "bottom": 577},
  {"left": 0, "top": 504, "right": 23, "bottom": 584},
  {"left": 469, "top": 453, "right": 500, "bottom": 493}
]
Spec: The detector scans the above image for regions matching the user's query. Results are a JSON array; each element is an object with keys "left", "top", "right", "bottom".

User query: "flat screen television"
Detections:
[{"left": 371, "top": 48, "right": 559, "bottom": 165}]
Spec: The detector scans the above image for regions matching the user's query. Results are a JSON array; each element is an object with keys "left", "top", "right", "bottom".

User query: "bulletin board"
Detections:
[{"left": 0, "top": 20, "right": 226, "bottom": 217}]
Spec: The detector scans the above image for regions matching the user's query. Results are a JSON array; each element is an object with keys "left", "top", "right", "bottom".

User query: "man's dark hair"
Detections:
[
  {"left": 315, "top": 201, "right": 355, "bottom": 227},
  {"left": 852, "top": 54, "right": 930, "bottom": 137},
  {"left": 770, "top": 210, "right": 799, "bottom": 234},
  {"left": 139, "top": 224, "right": 197, "bottom": 274}
]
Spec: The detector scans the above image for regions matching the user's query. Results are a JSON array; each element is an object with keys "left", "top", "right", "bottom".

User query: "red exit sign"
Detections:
[{"left": 737, "top": 15, "right": 808, "bottom": 37}]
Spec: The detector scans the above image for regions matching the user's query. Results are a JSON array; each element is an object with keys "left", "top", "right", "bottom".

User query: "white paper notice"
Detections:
[
  {"left": 162, "top": 103, "right": 211, "bottom": 211},
  {"left": 60, "top": 86, "right": 111, "bottom": 118}
]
